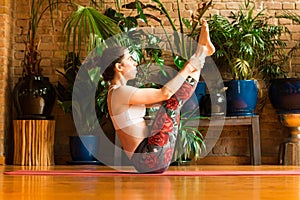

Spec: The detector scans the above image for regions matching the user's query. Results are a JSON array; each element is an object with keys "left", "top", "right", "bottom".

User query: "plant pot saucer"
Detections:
[{"left": 67, "top": 160, "right": 104, "bottom": 165}]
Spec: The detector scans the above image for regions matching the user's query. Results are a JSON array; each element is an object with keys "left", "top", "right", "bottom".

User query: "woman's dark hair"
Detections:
[{"left": 101, "top": 46, "right": 127, "bottom": 82}]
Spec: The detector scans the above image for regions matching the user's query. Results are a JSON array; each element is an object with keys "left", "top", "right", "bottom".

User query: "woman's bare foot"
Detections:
[
  {"left": 188, "top": 19, "right": 215, "bottom": 71},
  {"left": 198, "top": 18, "right": 215, "bottom": 56}
]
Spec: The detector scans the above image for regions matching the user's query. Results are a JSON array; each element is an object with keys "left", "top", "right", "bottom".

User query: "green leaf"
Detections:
[
  {"left": 173, "top": 55, "right": 187, "bottom": 69},
  {"left": 135, "top": 0, "right": 147, "bottom": 24}
]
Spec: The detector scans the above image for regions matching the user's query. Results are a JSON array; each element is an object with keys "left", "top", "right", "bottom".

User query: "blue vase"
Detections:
[{"left": 224, "top": 80, "right": 258, "bottom": 116}]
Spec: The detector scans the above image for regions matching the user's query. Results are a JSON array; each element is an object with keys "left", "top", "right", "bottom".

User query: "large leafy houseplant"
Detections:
[
  {"left": 207, "top": 0, "right": 290, "bottom": 116},
  {"left": 15, "top": 0, "right": 119, "bottom": 119},
  {"left": 208, "top": 0, "right": 289, "bottom": 81}
]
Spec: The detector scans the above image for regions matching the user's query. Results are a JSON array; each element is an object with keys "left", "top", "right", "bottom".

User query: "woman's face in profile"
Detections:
[{"left": 120, "top": 50, "right": 138, "bottom": 80}]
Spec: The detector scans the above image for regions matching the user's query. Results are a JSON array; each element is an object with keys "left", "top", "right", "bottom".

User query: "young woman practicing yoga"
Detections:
[{"left": 102, "top": 19, "right": 215, "bottom": 173}]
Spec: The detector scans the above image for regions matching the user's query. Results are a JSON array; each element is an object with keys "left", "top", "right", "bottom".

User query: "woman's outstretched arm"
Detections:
[{"left": 128, "top": 19, "right": 215, "bottom": 105}]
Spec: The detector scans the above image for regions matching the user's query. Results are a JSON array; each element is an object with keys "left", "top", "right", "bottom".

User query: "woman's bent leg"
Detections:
[{"left": 131, "top": 76, "right": 198, "bottom": 173}]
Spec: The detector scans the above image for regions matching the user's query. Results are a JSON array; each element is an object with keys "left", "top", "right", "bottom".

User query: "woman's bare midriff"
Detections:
[{"left": 115, "top": 120, "right": 148, "bottom": 159}]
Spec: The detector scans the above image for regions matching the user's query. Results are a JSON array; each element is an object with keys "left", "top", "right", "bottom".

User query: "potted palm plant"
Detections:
[
  {"left": 13, "top": 0, "right": 59, "bottom": 119},
  {"left": 208, "top": 0, "right": 289, "bottom": 116},
  {"left": 54, "top": 1, "right": 122, "bottom": 164}
]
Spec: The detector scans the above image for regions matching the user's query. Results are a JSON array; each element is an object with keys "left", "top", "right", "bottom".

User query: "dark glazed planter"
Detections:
[
  {"left": 224, "top": 80, "right": 258, "bottom": 116},
  {"left": 269, "top": 78, "right": 300, "bottom": 114},
  {"left": 13, "top": 75, "right": 56, "bottom": 119}
]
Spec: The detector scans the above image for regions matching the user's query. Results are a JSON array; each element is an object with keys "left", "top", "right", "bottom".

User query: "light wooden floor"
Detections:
[{"left": 1, "top": 165, "right": 300, "bottom": 200}]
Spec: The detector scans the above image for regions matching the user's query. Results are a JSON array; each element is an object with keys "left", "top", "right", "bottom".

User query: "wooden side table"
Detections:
[
  {"left": 13, "top": 119, "right": 55, "bottom": 166},
  {"left": 187, "top": 115, "right": 261, "bottom": 165}
]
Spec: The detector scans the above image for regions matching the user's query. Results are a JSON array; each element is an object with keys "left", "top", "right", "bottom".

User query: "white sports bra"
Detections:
[{"left": 108, "top": 85, "right": 146, "bottom": 130}]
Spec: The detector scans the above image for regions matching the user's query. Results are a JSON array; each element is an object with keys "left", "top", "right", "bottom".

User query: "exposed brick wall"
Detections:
[
  {"left": 2, "top": 0, "right": 300, "bottom": 165},
  {"left": 0, "top": 0, "right": 13, "bottom": 165}
]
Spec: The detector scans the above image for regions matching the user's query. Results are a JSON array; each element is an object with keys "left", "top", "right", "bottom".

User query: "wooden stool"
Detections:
[{"left": 13, "top": 119, "right": 55, "bottom": 166}]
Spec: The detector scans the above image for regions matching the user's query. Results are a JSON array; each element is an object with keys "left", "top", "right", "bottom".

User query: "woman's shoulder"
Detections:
[
  {"left": 115, "top": 85, "right": 137, "bottom": 90},
  {"left": 113, "top": 85, "right": 138, "bottom": 95}
]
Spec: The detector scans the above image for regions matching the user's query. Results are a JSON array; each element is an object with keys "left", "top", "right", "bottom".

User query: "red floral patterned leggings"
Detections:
[{"left": 131, "top": 76, "right": 198, "bottom": 173}]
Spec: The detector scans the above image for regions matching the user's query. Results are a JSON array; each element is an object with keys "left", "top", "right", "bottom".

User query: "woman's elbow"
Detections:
[{"left": 161, "top": 88, "right": 173, "bottom": 100}]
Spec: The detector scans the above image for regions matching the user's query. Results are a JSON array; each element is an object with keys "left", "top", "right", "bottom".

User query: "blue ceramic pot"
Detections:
[
  {"left": 269, "top": 78, "right": 300, "bottom": 114},
  {"left": 224, "top": 80, "right": 258, "bottom": 116},
  {"left": 69, "top": 135, "right": 100, "bottom": 162}
]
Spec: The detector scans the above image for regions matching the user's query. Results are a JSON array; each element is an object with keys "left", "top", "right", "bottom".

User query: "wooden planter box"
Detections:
[{"left": 13, "top": 119, "right": 55, "bottom": 166}]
